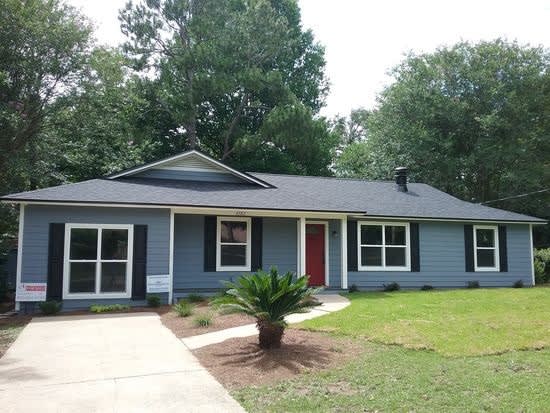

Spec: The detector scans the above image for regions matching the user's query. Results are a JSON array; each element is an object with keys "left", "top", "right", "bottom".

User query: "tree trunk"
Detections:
[{"left": 257, "top": 320, "right": 284, "bottom": 349}]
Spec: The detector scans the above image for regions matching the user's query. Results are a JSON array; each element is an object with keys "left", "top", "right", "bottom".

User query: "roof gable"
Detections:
[{"left": 108, "top": 150, "right": 273, "bottom": 187}]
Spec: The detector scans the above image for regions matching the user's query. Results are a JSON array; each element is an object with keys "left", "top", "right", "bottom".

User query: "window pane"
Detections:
[
  {"left": 220, "top": 221, "right": 248, "bottom": 243},
  {"left": 477, "top": 249, "right": 495, "bottom": 267},
  {"left": 101, "top": 229, "right": 128, "bottom": 260},
  {"left": 361, "top": 246, "right": 382, "bottom": 266},
  {"left": 70, "top": 229, "right": 98, "bottom": 259},
  {"left": 385, "top": 226, "right": 406, "bottom": 245},
  {"left": 69, "top": 262, "right": 96, "bottom": 293},
  {"left": 220, "top": 245, "right": 247, "bottom": 266},
  {"left": 361, "top": 225, "right": 382, "bottom": 245},
  {"left": 101, "top": 263, "right": 127, "bottom": 292},
  {"left": 386, "top": 247, "right": 406, "bottom": 266},
  {"left": 476, "top": 229, "right": 495, "bottom": 247}
]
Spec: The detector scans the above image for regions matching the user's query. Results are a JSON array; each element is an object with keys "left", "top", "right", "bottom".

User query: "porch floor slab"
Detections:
[{"left": 182, "top": 294, "right": 349, "bottom": 350}]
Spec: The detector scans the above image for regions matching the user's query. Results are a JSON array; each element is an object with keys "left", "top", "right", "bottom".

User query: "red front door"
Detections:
[{"left": 306, "top": 224, "right": 325, "bottom": 286}]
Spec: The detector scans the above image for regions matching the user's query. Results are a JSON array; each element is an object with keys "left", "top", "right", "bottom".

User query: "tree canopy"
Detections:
[
  {"left": 335, "top": 40, "right": 550, "bottom": 241},
  {"left": 119, "top": 0, "right": 334, "bottom": 173}
]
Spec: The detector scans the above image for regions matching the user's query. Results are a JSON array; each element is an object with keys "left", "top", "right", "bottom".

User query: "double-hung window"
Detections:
[
  {"left": 63, "top": 224, "right": 133, "bottom": 299},
  {"left": 358, "top": 222, "right": 410, "bottom": 271},
  {"left": 216, "top": 217, "right": 251, "bottom": 271},
  {"left": 473, "top": 225, "right": 499, "bottom": 271}
]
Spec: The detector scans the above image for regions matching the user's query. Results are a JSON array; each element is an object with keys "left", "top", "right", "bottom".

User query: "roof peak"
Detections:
[{"left": 107, "top": 150, "right": 274, "bottom": 188}]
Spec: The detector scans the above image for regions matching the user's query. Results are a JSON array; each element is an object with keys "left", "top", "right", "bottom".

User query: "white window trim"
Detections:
[
  {"left": 357, "top": 221, "right": 411, "bottom": 271},
  {"left": 63, "top": 224, "right": 134, "bottom": 300},
  {"left": 473, "top": 225, "right": 500, "bottom": 272},
  {"left": 216, "top": 216, "right": 251, "bottom": 272}
]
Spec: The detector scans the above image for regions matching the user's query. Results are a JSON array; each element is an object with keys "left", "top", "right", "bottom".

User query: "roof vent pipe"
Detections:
[{"left": 394, "top": 167, "right": 408, "bottom": 192}]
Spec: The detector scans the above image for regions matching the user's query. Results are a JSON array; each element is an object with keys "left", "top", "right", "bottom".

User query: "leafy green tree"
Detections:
[
  {"left": 0, "top": 0, "right": 92, "bottom": 251},
  {"left": 213, "top": 267, "right": 320, "bottom": 349},
  {"left": 336, "top": 40, "right": 550, "bottom": 230},
  {"left": 119, "top": 0, "right": 333, "bottom": 173},
  {"left": 332, "top": 108, "right": 370, "bottom": 145},
  {"left": 48, "top": 48, "right": 155, "bottom": 182},
  {"left": 0, "top": 0, "right": 92, "bottom": 180}
]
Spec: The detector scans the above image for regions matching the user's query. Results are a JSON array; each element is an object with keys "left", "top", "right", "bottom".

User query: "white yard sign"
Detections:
[
  {"left": 147, "top": 275, "right": 170, "bottom": 293},
  {"left": 16, "top": 283, "right": 47, "bottom": 302}
]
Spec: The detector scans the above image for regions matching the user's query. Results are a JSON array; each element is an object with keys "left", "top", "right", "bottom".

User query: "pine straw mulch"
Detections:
[
  {"left": 193, "top": 328, "right": 362, "bottom": 389},
  {"left": 160, "top": 302, "right": 255, "bottom": 338}
]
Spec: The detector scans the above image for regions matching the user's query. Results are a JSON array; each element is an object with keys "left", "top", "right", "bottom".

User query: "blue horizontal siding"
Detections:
[
  {"left": 328, "top": 220, "right": 342, "bottom": 287},
  {"left": 349, "top": 222, "right": 533, "bottom": 289},
  {"left": 21, "top": 205, "right": 170, "bottom": 308},
  {"left": 172, "top": 215, "right": 298, "bottom": 297},
  {"left": 134, "top": 169, "right": 244, "bottom": 183}
]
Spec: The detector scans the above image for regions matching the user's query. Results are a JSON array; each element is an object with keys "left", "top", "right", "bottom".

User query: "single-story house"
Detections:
[{"left": 1, "top": 150, "right": 545, "bottom": 310}]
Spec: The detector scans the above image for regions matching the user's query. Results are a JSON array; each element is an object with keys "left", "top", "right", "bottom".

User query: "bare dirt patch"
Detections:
[
  {"left": 160, "top": 303, "right": 254, "bottom": 338},
  {"left": 193, "top": 329, "right": 362, "bottom": 389}
]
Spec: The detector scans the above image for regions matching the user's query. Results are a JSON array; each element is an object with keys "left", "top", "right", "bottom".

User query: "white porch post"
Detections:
[
  {"left": 529, "top": 224, "right": 535, "bottom": 286},
  {"left": 168, "top": 209, "right": 175, "bottom": 304},
  {"left": 15, "top": 203, "right": 25, "bottom": 311},
  {"left": 298, "top": 217, "right": 306, "bottom": 276},
  {"left": 340, "top": 217, "right": 348, "bottom": 289}
]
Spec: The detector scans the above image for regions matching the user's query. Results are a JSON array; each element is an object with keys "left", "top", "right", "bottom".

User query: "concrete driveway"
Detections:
[{"left": 0, "top": 313, "right": 244, "bottom": 413}]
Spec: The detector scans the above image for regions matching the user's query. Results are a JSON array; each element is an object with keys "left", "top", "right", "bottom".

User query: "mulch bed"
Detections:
[
  {"left": 193, "top": 329, "right": 362, "bottom": 389},
  {"left": 160, "top": 303, "right": 254, "bottom": 338}
]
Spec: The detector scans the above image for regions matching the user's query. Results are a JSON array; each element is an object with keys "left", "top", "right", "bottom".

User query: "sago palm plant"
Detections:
[{"left": 213, "top": 267, "right": 320, "bottom": 349}]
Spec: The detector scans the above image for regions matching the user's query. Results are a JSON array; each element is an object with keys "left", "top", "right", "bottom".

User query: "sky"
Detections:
[{"left": 67, "top": 0, "right": 550, "bottom": 117}]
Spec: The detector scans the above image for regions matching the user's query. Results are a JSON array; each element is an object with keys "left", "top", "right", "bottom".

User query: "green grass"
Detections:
[
  {"left": 89, "top": 304, "right": 130, "bottom": 313},
  {"left": 234, "top": 343, "right": 550, "bottom": 413},
  {"left": 299, "top": 288, "right": 550, "bottom": 356},
  {"left": 233, "top": 289, "right": 550, "bottom": 412}
]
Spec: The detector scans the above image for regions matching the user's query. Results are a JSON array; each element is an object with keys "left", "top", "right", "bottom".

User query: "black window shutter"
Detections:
[
  {"left": 251, "top": 217, "right": 262, "bottom": 272},
  {"left": 347, "top": 220, "right": 358, "bottom": 271},
  {"left": 47, "top": 223, "right": 65, "bottom": 301},
  {"left": 204, "top": 216, "right": 216, "bottom": 272},
  {"left": 498, "top": 225, "right": 508, "bottom": 272},
  {"left": 464, "top": 224, "right": 474, "bottom": 272},
  {"left": 410, "top": 222, "right": 420, "bottom": 272},
  {"left": 132, "top": 225, "right": 147, "bottom": 300}
]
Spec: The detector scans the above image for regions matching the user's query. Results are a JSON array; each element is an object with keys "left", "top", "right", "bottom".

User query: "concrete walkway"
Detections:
[
  {"left": 0, "top": 313, "right": 244, "bottom": 413},
  {"left": 182, "top": 294, "right": 350, "bottom": 350}
]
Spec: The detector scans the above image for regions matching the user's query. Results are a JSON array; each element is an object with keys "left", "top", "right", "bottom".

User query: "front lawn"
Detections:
[
  {"left": 235, "top": 342, "right": 550, "bottom": 412},
  {"left": 299, "top": 288, "right": 550, "bottom": 356},
  {"left": 233, "top": 288, "right": 550, "bottom": 412}
]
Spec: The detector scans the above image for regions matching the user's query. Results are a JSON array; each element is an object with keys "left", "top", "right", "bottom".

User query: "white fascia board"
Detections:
[
  {"left": 4, "top": 200, "right": 350, "bottom": 219},
  {"left": 347, "top": 214, "right": 546, "bottom": 225}
]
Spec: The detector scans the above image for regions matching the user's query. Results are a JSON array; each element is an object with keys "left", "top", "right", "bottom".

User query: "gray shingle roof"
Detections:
[{"left": 1, "top": 173, "right": 545, "bottom": 223}]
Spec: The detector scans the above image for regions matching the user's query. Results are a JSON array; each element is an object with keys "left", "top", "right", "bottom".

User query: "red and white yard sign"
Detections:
[{"left": 16, "top": 283, "right": 47, "bottom": 302}]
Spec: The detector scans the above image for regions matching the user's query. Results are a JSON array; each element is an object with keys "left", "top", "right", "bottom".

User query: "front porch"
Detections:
[{"left": 169, "top": 209, "right": 349, "bottom": 303}]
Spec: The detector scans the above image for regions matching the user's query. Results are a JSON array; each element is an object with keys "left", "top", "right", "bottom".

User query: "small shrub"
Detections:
[
  {"left": 348, "top": 284, "right": 359, "bottom": 293},
  {"left": 39, "top": 300, "right": 62, "bottom": 315},
  {"left": 421, "top": 284, "right": 434, "bottom": 291},
  {"left": 466, "top": 280, "right": 480, "bottom": 289},
  {"left": 187, "top": 293, "right": 206, "bottom": 303},
  {"left": 193, "top": 313, "right": 213, "bottom": 327},
  {"left": 89, "top": 304, "right": 130, "bottom": 313},
  {"left": 173, "top": 301, "right": 194, "bottom": 317},
  {"left": 383, "top": 282, "right": 400, "bottom": 292},
  {"left": 534, "top": 248, "right": 550, "bottom": 284},
  {"left": 513, "top": 280, "right": 524, "bottom": 288},
  {"left": 147, "top": 294, "right": 161, "bottom": 307}
]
